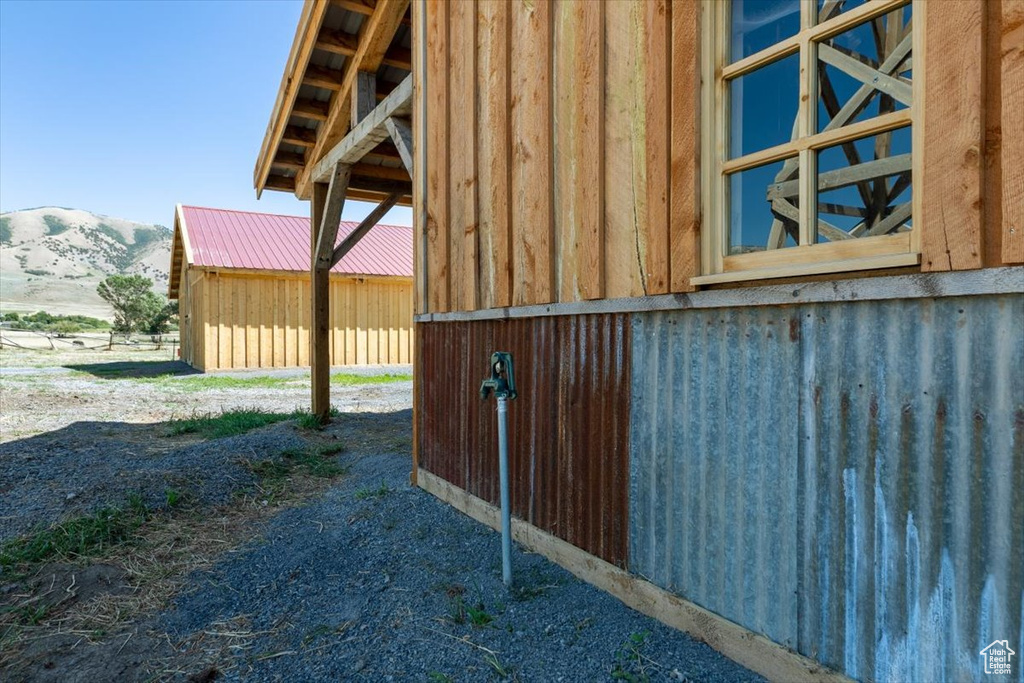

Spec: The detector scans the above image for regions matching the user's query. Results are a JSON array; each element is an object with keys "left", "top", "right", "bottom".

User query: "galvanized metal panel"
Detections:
[
  {"left": 417, "top": 314, "right": 631, "bottom": 566},
  {"left": 629, "top": 294, "right": 1024, "bottom": 682}
]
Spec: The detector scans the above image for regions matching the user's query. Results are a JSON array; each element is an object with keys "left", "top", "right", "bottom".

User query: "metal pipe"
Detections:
[{"left": 497, "top": 395, "right": 512, "bottom": 586}]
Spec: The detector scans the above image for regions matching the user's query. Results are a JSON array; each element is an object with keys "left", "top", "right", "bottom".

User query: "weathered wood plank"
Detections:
[
  {"left": 554, "top": 0, "right": 604, "bottom": 302},
  {"left": 669, "top": 0, "right": 700, "bottom": 292},
  {"left": 604, "top": 0, "right": 646, "bottom": 298},
  {"left": 921, "top": 0, "right": 985, "bottom": 271},
  {"left": 351, "top": 71, "right": 377, "bottom": 127},
  {"left": 384, "top": 117, "right": 413, "bottom": 174},
  {"left": 1001, "top": 0, "right": 1024, "bottom": 263},
  {"left": 475, "top": 0, "right": 511, "bottom": 309},
  {"left": 310, "top": 76, "right": 413, "bottom": 181},
  {"left": 331, "top": 193, "right": 403, "bottom": 266},
  {"left": 425, "top": 0, "right": 449, "bottom": 312},
  {"left": 644, "top": 0, "right": 670, "bottom": 294},
  {"left": 510, "top": 0, "right": 553, "bottom": 306},
  {"left": 412, "top": 0, "right": 427, "bottom": 318},
  {"left": 449, "top": 0, "right": 478, "bottom": 311}
]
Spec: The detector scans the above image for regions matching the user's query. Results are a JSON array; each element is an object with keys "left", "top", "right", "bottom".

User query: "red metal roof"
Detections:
[{"left": 180, "top": 205, "right": 412, "bottom": 277}]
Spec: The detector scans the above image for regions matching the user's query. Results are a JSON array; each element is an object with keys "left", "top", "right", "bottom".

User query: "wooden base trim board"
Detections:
[{"left": 416, "top": 468, "right": 853, "bottom": 683}]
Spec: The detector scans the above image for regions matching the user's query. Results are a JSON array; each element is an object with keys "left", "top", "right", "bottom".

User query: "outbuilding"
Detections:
[
  {"left": 168, "top": 204, "right": 412, "bottom": 371},
  {"left": 251, "top": 2, "right": 1023, "bottom": 681}
]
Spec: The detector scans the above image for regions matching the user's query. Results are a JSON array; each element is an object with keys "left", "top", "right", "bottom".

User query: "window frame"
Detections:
[{"left": 695, "top": 0, "right": 924, "bottom": 285}]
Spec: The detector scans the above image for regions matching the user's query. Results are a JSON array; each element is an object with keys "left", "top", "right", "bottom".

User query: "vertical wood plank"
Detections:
[
  {"left": 670, "top": 0, "right": 701, "bottom": 292},
  {"left": 1001, "top": 0, "right": 1024, "bottom": 263},
  {"left": 449, "top": 0, "right": 479, "bottom": 311},
  {"left": 413, "top": 0, "right": 428, "bottom": 315},
  {"left": 554, "top": 0, "right": 604, "bottom": 302},
  {"left": 217, "top": 277, "right": 230, "bottom": 369},
  {"left": 511, "top": 0, "right": 554, "bottom": 305},
  {"left": 644, "top": 0, "right": 670, "bottom": 294},
  {"left": 604, "top": 0, "right": 647, "bottom": 298},
  {"left": 425, "top": 0, "right": 450, "bottom": 312},
  {"left": 921, "top": 0, "right": 985, "bottom": 271},
  {"left": 299, "top": 278, "right": 310, "bottom": 367},
  {"left": 476, "top": 0, "right": 512, "bottom": 308},
  {"left": 239, "top": 279, "right": 249, "bottom": 367}
]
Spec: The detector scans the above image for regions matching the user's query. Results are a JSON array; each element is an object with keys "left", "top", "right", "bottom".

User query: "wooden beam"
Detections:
[
  {"left": 298, "top": 0, "right": 411, "bottom": 198},
  {"left": 303, "top": 64, "right": 345, "bottom": 91},
  {"left": 347, "top": 176, "right": 412, "bottom": 196},
  {"left": 253, "top": 1, "right": 329, "bottom": 196},
  {"left": 316, "top": 28, "right": 359, "bottom": 56},
  {"left": 265, "top": 175, "right": 296, "bottom": 192},
  {"left": 282, "top": 125, "right": 318, "bottom": 147},
  {"left": 315, "top": 163, "right": 351, "bottom": 267},
  {"left": 310, "top": 163, "right": 350, "bottom": 422},
  {"left": 316, "top": 28, "right": 412, "bottom": 70},
  {"left": 332, "top": 0, "right": 377, "bottom": 17},
  {"left": 351, "top": 162, "right": 410, "bottom": 182},
  {"left": 331, "top": 193, "right": 403, "bottom": 266},
  {"left": 384, "top": 116, "right": 413, "bottom": 174},
  {"left": 351, "top": 71, "right": 377, "bottom": 127},
  {"left": 292, "top": 98, "right": 331, "bottom": 121},
  {"left": 311, "top": 75, "right": 413, "bottom": 182},
  {"left": 272, "top": 151, "right": 307, "bottom": 171}
]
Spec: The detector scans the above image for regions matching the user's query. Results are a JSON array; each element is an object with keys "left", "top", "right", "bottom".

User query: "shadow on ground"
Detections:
[{"left": 64, "top": 359, "right": 200, "bottom": 379}]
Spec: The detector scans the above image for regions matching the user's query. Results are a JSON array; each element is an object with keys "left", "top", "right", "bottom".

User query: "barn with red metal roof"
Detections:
[{"left": 168, "top": 204, "right": 412, "bottom": 371}]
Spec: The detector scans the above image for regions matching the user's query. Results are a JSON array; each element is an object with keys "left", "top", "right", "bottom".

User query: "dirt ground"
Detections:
[{"left": 0, "top": 346, "right": 763, "bottom": 682}]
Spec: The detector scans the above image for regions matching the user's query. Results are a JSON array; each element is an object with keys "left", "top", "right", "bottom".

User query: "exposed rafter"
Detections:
[{"left": 297, "top": 0, "right": 411, "bottom": 199}]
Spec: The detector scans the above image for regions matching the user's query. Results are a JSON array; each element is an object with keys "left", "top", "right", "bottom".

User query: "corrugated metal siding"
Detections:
[
  {"left": 629, "top": 294, "right": 1024, "bottom": 682},
  {"left": 417, "top": 315, "right": 631, "bottom": 566}
]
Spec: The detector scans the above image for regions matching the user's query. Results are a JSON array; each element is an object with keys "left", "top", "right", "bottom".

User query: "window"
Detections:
[{"left": 695, "top": 0, "right": 921, "bottom": 284}]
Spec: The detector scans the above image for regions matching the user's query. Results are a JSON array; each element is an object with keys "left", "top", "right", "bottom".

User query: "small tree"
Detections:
[
  {"left": 144, "top": 299, "right": 178, "bottom": 335},
  {"left": 97, "top": 275, "right": 160, "bottom": 335}
]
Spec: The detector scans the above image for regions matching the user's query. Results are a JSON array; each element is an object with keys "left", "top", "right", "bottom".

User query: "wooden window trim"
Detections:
[{"left": 695, "top": 0, "right": 923, "bottom": 287}]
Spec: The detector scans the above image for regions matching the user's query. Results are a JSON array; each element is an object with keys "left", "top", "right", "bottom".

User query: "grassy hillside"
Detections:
[{"left": 0, "top": 208, "right": 172, "bottom": 319}]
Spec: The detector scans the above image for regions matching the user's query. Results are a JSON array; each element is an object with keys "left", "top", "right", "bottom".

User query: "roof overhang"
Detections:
[
  {"left": 253, "top": 0, "right": 413, "bottom": 203},
  {"left": 168, "top": 203, "right": 194, "bottom": 299}
]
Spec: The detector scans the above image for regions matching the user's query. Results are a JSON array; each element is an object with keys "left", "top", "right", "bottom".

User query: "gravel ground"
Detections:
[
  {"left": 160, "top": 436, "right": 765, "bottom": 683},
  {"left": 0, "top": 425, "right": 306, "bottom": 542},
  {"left": 0, "top": 347, "right": 765, "bottom": 682}
]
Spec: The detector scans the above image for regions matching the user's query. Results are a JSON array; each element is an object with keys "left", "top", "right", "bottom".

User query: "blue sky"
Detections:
[{"left": 0, "top": 0, "right": 411, "bottom": 228}]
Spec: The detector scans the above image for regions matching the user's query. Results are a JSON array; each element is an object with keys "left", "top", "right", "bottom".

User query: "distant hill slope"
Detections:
[{"left": 0, "top": 207, "right": 171, "bottom": 319}]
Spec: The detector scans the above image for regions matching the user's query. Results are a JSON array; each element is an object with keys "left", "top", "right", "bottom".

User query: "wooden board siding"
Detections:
[
  {"left": 416, "top": 0, "right": 1021, "bottom": 315},
  {"left": 419, "top": 0, "right": 693, "bottom": 313},
  {"left": 180, "top": 269, "right": 412, "bottom": 371},
  {"left": 416, "top": 314, "right": 632, "bottom": 567}
]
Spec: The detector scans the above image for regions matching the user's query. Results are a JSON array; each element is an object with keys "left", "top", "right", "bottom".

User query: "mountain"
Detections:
[{"left": 0, "top": 207, "right": 172, "bottom": 319}]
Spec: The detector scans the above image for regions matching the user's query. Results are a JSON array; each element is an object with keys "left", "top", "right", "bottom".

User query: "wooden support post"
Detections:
[
  {"left": 351, "top": 72, "right": 377, "bottom": 128},
  {"left": 311, "top": 163, "right": 351, "bottom": 422},
  {"left": 384, "top": 117, "right": 413, "bottom": 174}
]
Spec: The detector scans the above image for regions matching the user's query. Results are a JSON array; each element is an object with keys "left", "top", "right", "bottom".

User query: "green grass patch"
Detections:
[
  {"left": 162, "top": 374, "right": 296, "bottom": 390},
  {"left": 0, "top": 494, "right": 149, "bottom": 571},
  {"left": 355, "top": 480, "right": 392, "bottom": 500},
  {"left": 329, "top": 372, "right": 412, "bottom": 386},
  {"left": 166, "top": 408, "right": 294, "bottom": 439}
]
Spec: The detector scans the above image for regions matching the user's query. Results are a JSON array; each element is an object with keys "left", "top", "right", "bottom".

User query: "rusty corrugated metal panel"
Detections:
[
  {"left": 629, "top": 294, "right": 1024, "bottom": 682},
  {"left": 180, "top": 206, "right": 412, "bottom": 277},
  {"left": 417, "top": 314, "right": 631, "bottom": 566}
]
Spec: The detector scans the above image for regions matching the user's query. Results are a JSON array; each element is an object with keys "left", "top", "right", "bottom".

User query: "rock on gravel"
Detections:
[{"left": 160, "top": 449, "right": 766, "bottom": 682}]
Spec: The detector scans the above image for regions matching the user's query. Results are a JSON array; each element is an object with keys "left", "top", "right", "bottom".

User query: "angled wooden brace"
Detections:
[{"left": 384, "top": 117, "right": 413, "bottom": 175}]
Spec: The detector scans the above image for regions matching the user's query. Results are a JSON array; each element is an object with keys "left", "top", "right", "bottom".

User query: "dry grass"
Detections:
[{"left": 0, "top": 446, "right": 345, "bottom": 676}]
